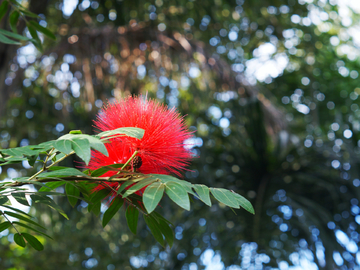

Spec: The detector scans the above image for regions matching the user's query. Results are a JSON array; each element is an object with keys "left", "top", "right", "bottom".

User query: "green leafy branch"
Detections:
[
  {"left": 0, "top": 127, "right": 254, "bottom": 250},
  {"left": 0, "top": 0, "right": 56, "bottom": 50}
]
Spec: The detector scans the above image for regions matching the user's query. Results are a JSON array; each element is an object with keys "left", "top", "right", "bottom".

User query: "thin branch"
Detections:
[
  {"left": 3, "top": 174, "right": 147, "bottom": 188},
  {"left": 1, "top": 211, "right": 21, "bottom": 235}
]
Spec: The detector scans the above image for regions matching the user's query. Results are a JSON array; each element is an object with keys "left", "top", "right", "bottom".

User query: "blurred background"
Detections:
[{"left": 0, "top": 0, "right": 360, "bottom": 269}]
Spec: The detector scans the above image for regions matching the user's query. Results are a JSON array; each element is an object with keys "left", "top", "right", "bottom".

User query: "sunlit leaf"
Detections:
[
  {"left": 143, "top": 182, "right": 164, "bottom": 213},
  {"left": 122, "top": 178, "right": 157, "bottom": 198},
  {"left": 54, "top": 139, "right": 72, "bottom": 154},
  {"left": 85, "top": 136, "right": 108, "bottom": 156},
  {"left": 151, "top": 174, "right": 195, "bottom": 195},
  {"left": 210, "top": 188, "right": 240, "bottom": 209},
  {"left": 193, "top": 184, "right": 212, "bottom": 207},
  {"left": 71, "top": 138, "right": 91, "bottom": 165},
  {"left": 22, "top": 233, "right": 44, "bottom": 251},
  {"left": 232, "top": 192, "right": 255, "bottom": 214},
  {"left": 97, "top": 127, "right": 145, "bottom": 140},
  {"left": 165, "top": 181, "right": 190, "bottom": 211}
]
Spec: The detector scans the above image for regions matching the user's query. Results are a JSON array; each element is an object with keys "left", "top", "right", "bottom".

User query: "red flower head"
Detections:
[{"left": 87, "top": 96, "right": 193, "bottom": 179}]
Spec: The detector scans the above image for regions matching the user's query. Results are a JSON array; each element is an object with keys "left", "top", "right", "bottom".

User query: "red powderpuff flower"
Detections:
[{"left": 87, "top": 96, "right": 193, "bottom": 196}]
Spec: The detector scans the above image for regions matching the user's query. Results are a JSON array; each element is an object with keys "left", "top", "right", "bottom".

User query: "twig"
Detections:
[{"left": 0, "top": 211, "right": 21, "bottom": 235}]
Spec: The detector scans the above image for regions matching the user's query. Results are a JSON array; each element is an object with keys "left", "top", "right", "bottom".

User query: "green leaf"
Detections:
[
  {"left": 0, "top": 196, "right": 9, "bottom": 205},
  {"left": 28, "top": 20, "right": 56, "bottom": 40},
  {"left": 86, "top": 136, "right": 108, "bottom": 156},
  {"left": 0, "top": 33, "right": 21, "bottom": 45},
  {"left": 46, "top": 166, "right": 69, "bottom": 171},
  {"left": 9, "top": 10, "right": 19, "bottom": 33},
  {"left": 122, "top": 178, "right": 157, "bottom": 198},
  {"left": 27, "top": 24, "right": 42, "bottom": 51},
  {"left": 154, "top": 213, "right": 174, "bottom": 248},
  {"left": 22, "top": 233, "right": 44, "bottom": 251},
  {"left": 65, "top": 183, "right": 80, "bottom": 207},
  {"left": 73, "top": 182, "right": 93, "bottom": 196},
  {"left": 38, "top": 168, "right": 89, "bottom": 178},
  {"left": 14, "top": 233, "right": 26, "bottom": 248},
  {"left": 54, "top": 139, "right": 72, "bottom": 154},
  {"left": 210, "top": 188, "right": 240, "bottom": 209},
  {"left": 90, "top": 164, "right": 124, "bottom": 177},
  {"left": 102, "top": 197, "right": 123, "bottom": 227},
  {"left": 17, "top": 7, "right": 40, "bottom": 18},
  {"left": 13, "top": 222, "right": 52, "bottom": 239},
  {"left": 90, "top": 189, "right": 111, "bottom": 204},
  {"left": 56, "top": 134, "right": 109, "bottom": 162},
  {"left": 37, "top": 141, "right": 55, "bottom": 151},
  {"left": 144, "top": 215, "right": 164, "bottom": 247},
  {"left": 97, "top": 127, "right": 145, "bottom": 140},
  {"left": 28, "top": 155, "right": 38, "bottom": 166},
  {"left": 151, "top": 174, "right": 195, "bottom": 195},
  {"left": 3, "top": 211, "right": 46, "bottom": 230},
  {"left": 90, "top": 202, "right": 101, "bottom": 216},
  {"left": 30, "top": 195, "right": 69, "bottom": 220},
  {"left": 232, "top": 192, "right": 255, "bottom": 214},
  {"left": 0, "top": 29, "right": 31, "bottom": 41},
  {"left": 0, "top": 1, "right": 9, "bottom": 21},
  {"left": 12, "top": 193, "right": 29, "bottom": 206},
  {"left": 151, "top": 211, "right": 174, "bottom": 227},
  {"left": 0, "top": 221, "right": 11, "bottom": 232},
  {"left": 193, "top": 184, "right": 212, "bottom": 207},
  {"left": 1, "top": 205, "right": 32, "bottom": 217},
  {"left": 69, "top": 130, "right": 82, "bottom": 134},
  {"left": 88, "top": 189, "right": 111, "bottom": 214},
  {"left": 116, "top": 180, "right": 136, "bottom": 195},
  {"left": 143, "top": 182, "right": 164, "bottom": 213},
  {"left": 0, "top": 157, "right": 27, "bottom": 166},
  {"left": 1, "top": 146, "right": 45, "bottom": 159},
  {"left": 71, "top": 138, "right": 91, "bottom": 165},
  {"left": 39, "top": 181, "right": 65, "bottom": 192},
  {"left": 165, "top": 182, "right": 190, "bottom": 211},
  {"left": 126, "top": 205, "right": 139, "bottom": 234}
]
